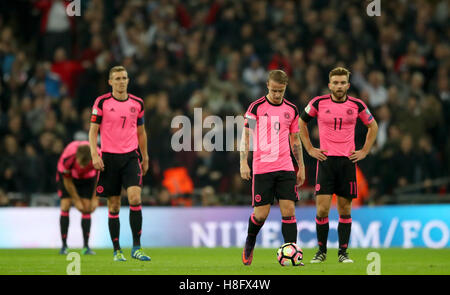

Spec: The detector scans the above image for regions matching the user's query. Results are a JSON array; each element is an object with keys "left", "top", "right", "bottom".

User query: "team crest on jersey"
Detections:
[
  {"left": 347, "top": 109, "right": 353, "bottom": 115},
  {"left": 130, "top": 106, "right": 137, "bottom": 113},
  {"left": 284, "top": 112, "right": 290, "bottom": 119}
]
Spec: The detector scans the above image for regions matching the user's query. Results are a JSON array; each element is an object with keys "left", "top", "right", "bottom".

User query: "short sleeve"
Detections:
[
  {"left": 137, "top": 103, "right": 145, "bottom": 126},
  {"left": 91, "top": 98, "right": 103, "bottom": 124},
  {"left": 62, "top": 156, "right": 76, "bottom": 177},
  {"left": 244, "top": 105, "right": 257, "bottom": 129},
  {"left": 358, "top": 103, "right": 374, "bottom": 125},
  {"left": 289, "top": 114, "right": 299, "bottom": 134},
  {"left": 300, "top": 99, "right": 318, "bottom": 122}
]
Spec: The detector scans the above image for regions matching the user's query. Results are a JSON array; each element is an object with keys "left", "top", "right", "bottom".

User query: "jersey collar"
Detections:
[
  {"left": 329, "top": 94, "right": 348, "bottom": 103},
  {"left": 265, "top": 95, "right": 284, "bottom": 106},
  {"left": 111, "top": 92, "right": 129, "bottom": 102}
]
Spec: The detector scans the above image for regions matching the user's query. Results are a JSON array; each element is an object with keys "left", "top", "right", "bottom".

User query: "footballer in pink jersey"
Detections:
[
  {"left": 240, "top": 70, "right": 305, "bottom": 266},
  {"left": 89, "top": 66, "right": 151, "bottom": 262},
  {"left": 299, "top": 67, "right": 378, "bottom": 264},
  {"left": 56, "top": 141, "right": 100, "bottom": 255}
]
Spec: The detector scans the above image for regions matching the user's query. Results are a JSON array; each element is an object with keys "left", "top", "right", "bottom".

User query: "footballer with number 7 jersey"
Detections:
[
  {"left": 299, "top": 67, "right": 378, "bottom": 264},
  {"left": 89, "top": 66, "right": 151, "bottom": 262}
]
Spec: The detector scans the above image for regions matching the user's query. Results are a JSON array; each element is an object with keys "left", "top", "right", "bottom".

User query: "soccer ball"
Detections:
[{"left": 277, "top": 242, "right": 303, "bottom": 266}]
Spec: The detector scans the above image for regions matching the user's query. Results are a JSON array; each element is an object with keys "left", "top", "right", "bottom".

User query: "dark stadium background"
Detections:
[{"left": 0, "top": 0, "right": 449, "bottom": 208}]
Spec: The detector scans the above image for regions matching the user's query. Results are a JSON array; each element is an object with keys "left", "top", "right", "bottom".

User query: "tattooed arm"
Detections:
[
  {"left": 289, "top": 132, "right": 305, "bottom": 187},
  {"left": 240, "top": 127, "right": 251, "bottom": 180}
]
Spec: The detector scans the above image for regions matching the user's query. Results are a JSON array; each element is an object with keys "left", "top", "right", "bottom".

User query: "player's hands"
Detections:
[
  {"left": 308, "top": 148, "right": 328, "bottom": 161},
  {"left": 349, "top": 150, "right": 368, "bottom": 163},
  {"left": 240, "top": 163, "right": 251, "bottom": 180},
  {"left": 91, "top": 195, "right": 99, "bottom": 213},
  {"left": 72, "top": 195, "right": 84, "bottom": 212},
  {"left": 296, "top": 165, "right": 305, "bottom": 188},
  {"left": 141, "top": 158, "right": 149, "bottom": 175},
  {"left": 92, "top": 156, "right": 104, "bottom": 171}
]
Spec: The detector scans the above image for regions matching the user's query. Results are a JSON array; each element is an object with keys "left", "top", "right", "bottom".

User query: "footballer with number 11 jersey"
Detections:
[{"left": 299, "top": 67, "right": 378, "bottom": 264}]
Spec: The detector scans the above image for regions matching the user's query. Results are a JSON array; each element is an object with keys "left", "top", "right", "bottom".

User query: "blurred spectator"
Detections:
[
  {"left": 34, "top": 0, "right": 75, "bottom": 61},
  {"left": 50, "top": 47, "right": 84, "bottom": 96},
  {"left": 363, "top": 70, "right": 388, "bottom": 108},
  {"left": 0, "top": 135, "right": 23, "bottom": 193},
  {"left": 393, "top": 134, "right": 418, "bottom": 188}
]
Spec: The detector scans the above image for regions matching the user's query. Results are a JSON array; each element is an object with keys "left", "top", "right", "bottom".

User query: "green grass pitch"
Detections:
[{"left": 0, "top": 248, "right": 449, "bottom": 275}]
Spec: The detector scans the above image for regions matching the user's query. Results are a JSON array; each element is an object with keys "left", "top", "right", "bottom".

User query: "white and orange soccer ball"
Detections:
[{"left": 277, "top": 242, "right": 304, "bottom": 266}]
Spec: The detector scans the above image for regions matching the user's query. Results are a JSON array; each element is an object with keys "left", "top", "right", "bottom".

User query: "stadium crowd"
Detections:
[{"left": 0, "top": 0, "right": 449, "bottom": 207}]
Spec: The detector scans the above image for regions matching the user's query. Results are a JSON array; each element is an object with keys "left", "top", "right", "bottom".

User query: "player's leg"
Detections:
[
  {"left": 279, "top": 199, "right": 297, "bottom": 243},
  {"left": 107, "top": 195, "right": 126, "bottom": 261},
  {"left": 310, "top": 194, "right": 332, "bottom": 263},
  {"left": 243, "top": 172, "right": 275, "bottom": 265},
  {"left": 276, "top": 171, "right": 299, "bottom": 244},
  {"left": 337, "top": 196, "right": 353, "bottom": 263},
  {"left": 311, "top": 158, "right": 335, "bottom": 263},
  {"left": 98, "top": 153, "right": 126, "bottom": 261},
  {"left": 315, "top": 194, "right": 332, "bottom": 250},
  {"left": 242, "top": 204, "right": 270, "bottom": 266},
  {"left": 79, "top": 198, "right": 94, "bottom": 254},
  {"left": 77, "top": 177, "right": 96, "bottom": 255},
  {"left": 59, "top": 197, "right": 71, "bottom": 254},
  {"left": 123, "top": 152, "right": 150, "bottom": 261},
  {"left": 127, "top": 186, "right": 143, "bottom": 249},
  {"left": 250, "top": 203, "right": 270, "bottom": 241},
  {"left": 335, "top": 157, "right": 357, "bottom": 263}
]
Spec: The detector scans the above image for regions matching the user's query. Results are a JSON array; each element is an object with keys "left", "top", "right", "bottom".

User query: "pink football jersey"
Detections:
[
  {"left": 301, "top": 94, "right": 374, "bottom": 157},
  {"left": 244, "top": 96, "right": 299, "bottom": 174},
  {"left": 91, "top": 93, "right": 145, "bottom": 154}
]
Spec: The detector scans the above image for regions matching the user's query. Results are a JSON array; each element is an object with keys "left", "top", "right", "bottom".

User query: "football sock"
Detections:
[
  {"left": 60, "top": 210, "right": 69, "bottom": 247},
  {"left": 281, "top": 216, "right": 297, "bottom": 243},
  {"left": 129, "top": 204, "right": 142, "bottom": 248},
  {"left": 246, "top": 213, "right": 265, "bottom": 246},
  {"left": 81, "top": 213, "right": 91, "bottom": 248},
  {"left": 315, "top": 216, "right": 329, "bottom": 253},
  {"left": 108, "top": 211, "right": 121, "bottom": 251},
  {"left": 338, "top": 215, "right": 352, "bottom": 254}
]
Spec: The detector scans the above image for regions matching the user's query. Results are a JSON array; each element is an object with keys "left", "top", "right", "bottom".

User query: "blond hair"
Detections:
[
  {"left": 267, "top": 70, "right": 289, "bottom": 85},
  {"left": 329, "top": 67, "right": 351, "bottom": 81},
  {"left": 109, "top": 66, "right": 127, "bottom": 79}
]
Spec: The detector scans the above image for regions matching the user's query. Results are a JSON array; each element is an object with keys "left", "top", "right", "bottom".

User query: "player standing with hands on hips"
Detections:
[
  {"left": 240, "top": 70, "right": 305, "bottom": 266},
  {"left": 299, "top": 67, "right": 378, "bottom": 263},
  {"left": 89, "top": 66, "right": 151, "bottom": 262}
]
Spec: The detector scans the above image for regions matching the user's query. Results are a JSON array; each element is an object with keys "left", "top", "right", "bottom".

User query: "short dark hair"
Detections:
[
  {"left": 267, "top": 70, "right": 289, "bottom": 85},
  {"left": 76, "top": 145, "right": 91, "bottom": 166}
]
